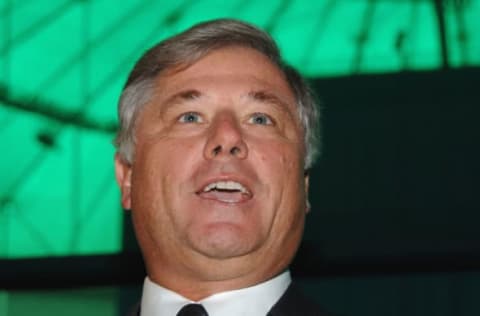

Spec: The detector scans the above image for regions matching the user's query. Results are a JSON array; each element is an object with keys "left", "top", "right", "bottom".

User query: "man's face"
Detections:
[{"left": 115, "top": 47, "right": 309, "bottom": 288}]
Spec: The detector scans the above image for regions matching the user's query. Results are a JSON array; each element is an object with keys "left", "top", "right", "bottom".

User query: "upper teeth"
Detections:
[{"left": 203, "top": 181, "right": 248, "bottom": 193}]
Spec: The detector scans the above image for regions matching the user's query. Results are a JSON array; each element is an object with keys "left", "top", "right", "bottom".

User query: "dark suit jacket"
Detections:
[
  {"left": 267, "top": 283, "right": 330, "bottom": 316},
  {"left": 127, "top": 282, "right": 331, "bottom": 316}
]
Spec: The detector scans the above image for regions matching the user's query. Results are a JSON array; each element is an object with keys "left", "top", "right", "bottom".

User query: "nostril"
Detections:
[
  {"left": 213, "top": 145, "right": 222, "bottom": 155},
  {"left": 230, "top": 147, "right": 240, "bottom": 155}
]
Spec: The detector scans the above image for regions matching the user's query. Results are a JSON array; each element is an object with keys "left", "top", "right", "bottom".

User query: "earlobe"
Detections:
[
  {"left": 114, "top": 154, "right": 132, "bottom": 210},
  {"left": 304, "top": 173, "right": 310, "bottom": 213}
]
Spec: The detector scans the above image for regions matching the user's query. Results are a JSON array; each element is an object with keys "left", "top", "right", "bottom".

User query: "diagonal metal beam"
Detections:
[
  {"left": 433, "top": 0, "right": 450, "bottom": 69},
  {"left": 0, "top": 85, "right": 117, "bottom": 133},
  {"left": 453, "top": 0, "right": 469, "bottom": 65},
  {"left": 31, "top": 0, "right": 157, "bottom": 98},
  {"left": 395, "top": 1, "right": 421, "bottom": 70},
  {"left": 0, "top": 0, "right": 77, "bottom": 56},
  {"left": 301, "top": 0, "right": 337, "bottom": 68},
  {"left": 352, "top": 0, "right": 376, "bottom": 73},
  {"left": 0, "top": 0, "right": 35, "bottom": 17},
  {"left": 0, "top": 1, "right": 188, "bottom": 136},
  {"left": 264, "top": 0, "right": 292, "bottom": 34},
  {"left": 162, "top": 0, "right": 196, "bottom": 26},
  {"left": 1, "top": 199, "right": 56, "bottom": 255},
  {"left": 79, "top": 5, "right": 191, "bottom": 116}
]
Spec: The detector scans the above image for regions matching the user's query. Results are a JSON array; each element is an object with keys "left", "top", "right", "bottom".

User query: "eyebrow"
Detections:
[
  {"left": 246, "top": 90, "right": 294, "bottom": 115},
  {"left": 158, "top": 89, "right": 203, "bottom": 115},
  {"left": 165, "top": 89, "right": 202, "bottom": 104},
  {"left": 158, "top": 89, "right": 295, "bottom": 117}
]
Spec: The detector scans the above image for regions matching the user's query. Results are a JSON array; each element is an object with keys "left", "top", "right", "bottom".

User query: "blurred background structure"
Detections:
[{"left": 1, "top": 0, "right": 479, "bottom": 315}]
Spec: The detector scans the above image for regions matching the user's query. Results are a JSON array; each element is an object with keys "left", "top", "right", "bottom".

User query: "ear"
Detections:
[
  {"left": 114, "top": 153, "right": 132, "bottom": 210},
  {"left": 304, "top": 172, "right": 310, "bottom": 213}
]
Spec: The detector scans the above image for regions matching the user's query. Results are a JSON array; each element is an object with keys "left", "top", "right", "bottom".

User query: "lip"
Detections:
[{"left": 195, "top": 175, "right": 254, "bottom": 203}]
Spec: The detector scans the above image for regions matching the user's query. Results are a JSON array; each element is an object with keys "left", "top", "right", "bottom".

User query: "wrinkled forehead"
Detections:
[
  {"left": 155, "top": 45, "right": 285, "bottom": 81},
  {"left": 151, "top": 47, "right": 296, "bottom": 103}
]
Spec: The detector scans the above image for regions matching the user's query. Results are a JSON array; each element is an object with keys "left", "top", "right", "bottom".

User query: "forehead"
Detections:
[{"left": 152, "top": 46, "right": 297, "bottom": 107}]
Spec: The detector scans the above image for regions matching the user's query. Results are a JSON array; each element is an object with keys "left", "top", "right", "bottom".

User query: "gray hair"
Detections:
[{"left": 115, "top": 19, "right": 320, "bottom": 169}]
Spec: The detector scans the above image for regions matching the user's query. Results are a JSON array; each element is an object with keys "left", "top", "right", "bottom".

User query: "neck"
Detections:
[{"left": 146, "top": 259, "right": 288, "bottom": 301}]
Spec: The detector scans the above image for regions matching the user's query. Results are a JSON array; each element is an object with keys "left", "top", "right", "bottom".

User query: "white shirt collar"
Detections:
[{"left": 140, "top": 271, "right": 291, "bottom": 316}]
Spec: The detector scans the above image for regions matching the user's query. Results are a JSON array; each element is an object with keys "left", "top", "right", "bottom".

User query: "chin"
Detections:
[{"left": 189, "top": 222, "right": 264, "bottom": 259}]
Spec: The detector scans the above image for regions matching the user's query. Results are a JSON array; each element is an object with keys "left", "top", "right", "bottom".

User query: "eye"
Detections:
[
  {"left": 178, "top": 112, "right": 203, "bottom": 123},
  {"left": 248, "top": 113, "right": 273, "bottom": 125}
]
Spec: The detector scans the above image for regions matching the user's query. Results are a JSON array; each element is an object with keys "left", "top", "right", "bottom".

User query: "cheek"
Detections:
[
  {"left": 132, "top": 140, "right": 203, "bottom": 232},
  {"left": 133, "top": 140, "right": 188, "bottom": 200},
  {"left": 254, "top": 140, "right": 302, "bottom": 174},
  {"left": 251, "top": 140, "right": 305, "bottom": 213}
]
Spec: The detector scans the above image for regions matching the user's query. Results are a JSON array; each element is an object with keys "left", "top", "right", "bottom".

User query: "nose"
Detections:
[{"left": 203, "top": 112, "right": 248, "bottom": 160}]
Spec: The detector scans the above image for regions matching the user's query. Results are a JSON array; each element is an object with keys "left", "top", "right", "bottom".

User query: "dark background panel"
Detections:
[{"left": 305, "top": 68, "right": 480, "bottom": 258}]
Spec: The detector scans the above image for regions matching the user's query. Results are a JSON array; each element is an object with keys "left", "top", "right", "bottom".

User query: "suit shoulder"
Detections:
[
  {"left": 125, "top": 302, "right": 140, "bottom": 316},
  {"left": 268, "top": 283, "right": 336, "bottom": 316}
]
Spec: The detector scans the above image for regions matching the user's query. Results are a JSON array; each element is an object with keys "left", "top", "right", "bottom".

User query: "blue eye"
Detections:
[
  {"left": 178, "top": 112, "right": 203, "bottom": 123},
  {"left": 249, "top": 113, "right": 273, "bottom": 125}
]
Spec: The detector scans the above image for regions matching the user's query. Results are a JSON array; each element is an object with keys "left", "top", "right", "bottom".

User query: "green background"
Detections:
[
  {"left": 1, "top": 0, "right": 479, "bottom": 260},
  {"left": 1, "top": 1, "right": 480, "bottom": 315}
]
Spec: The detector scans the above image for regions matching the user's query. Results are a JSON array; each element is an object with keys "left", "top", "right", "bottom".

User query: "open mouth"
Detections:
[{"left": 196, "top": 180, "right": 252, "bottom": 203}]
